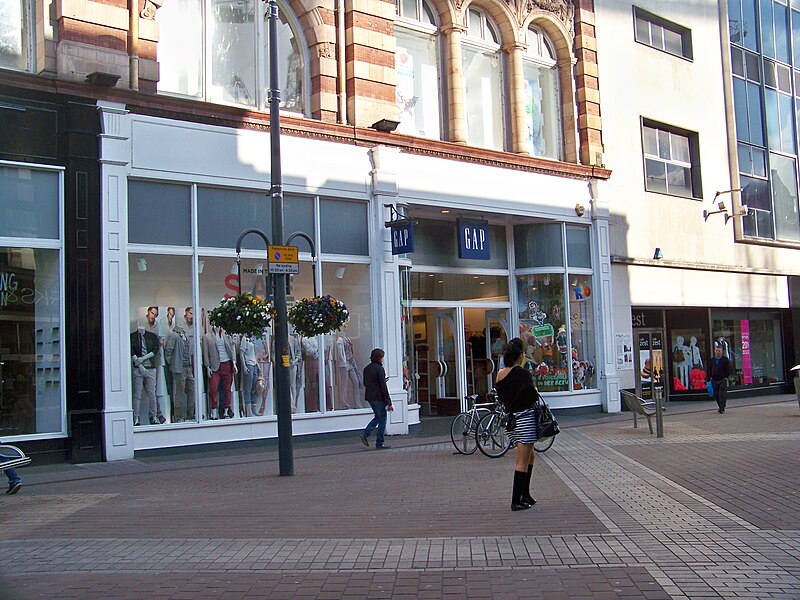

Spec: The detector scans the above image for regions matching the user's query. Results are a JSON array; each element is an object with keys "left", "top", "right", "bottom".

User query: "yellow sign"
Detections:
[
  {"left": 268, "top": 245, "right": 298, "bottom": 263},
  {"left": 282, "top": 354, "right": 290, "bottom": 367}
]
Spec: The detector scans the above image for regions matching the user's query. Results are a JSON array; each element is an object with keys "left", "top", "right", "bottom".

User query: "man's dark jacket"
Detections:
[
  {"left": 710, "top": 355, "right": 731, "bottom": 382},
  {"left": 363, "top": 361, "right": 392, "bottom": 406}
]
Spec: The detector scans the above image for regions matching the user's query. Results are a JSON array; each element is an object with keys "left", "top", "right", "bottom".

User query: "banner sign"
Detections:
[
  {"left": 390, "top": 220, "right": 414, "bottom": 255},
  {"left": 457, "top": 219, "right": 490, "bottom": 260}
]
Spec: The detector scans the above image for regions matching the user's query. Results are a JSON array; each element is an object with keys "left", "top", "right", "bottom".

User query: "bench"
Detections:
[
  {"left": 0, "top": 445, "right": 32, "bottom": 471},
  {"left": 619, "top": 391, "right": 661, "bottom": 434}
]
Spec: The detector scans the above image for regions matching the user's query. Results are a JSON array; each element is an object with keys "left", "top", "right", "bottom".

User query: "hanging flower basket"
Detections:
[
  {"left": 287, "top": 295, "right": 349, "bottom": 337},
  {"left": 208, "top": 293, "right": 276, "bottom": 337}
]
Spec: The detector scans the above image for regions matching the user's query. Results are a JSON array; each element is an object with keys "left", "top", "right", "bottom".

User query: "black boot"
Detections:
[
  {"left": 521, "top": 464, "right": 537, "bottom": 506},
  {"left": 511, "top": 470, "right": 531, "bottom": 511}
]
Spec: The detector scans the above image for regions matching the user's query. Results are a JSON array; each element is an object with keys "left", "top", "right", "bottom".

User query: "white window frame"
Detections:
[
  {"left": 641, "top": 123, "right": 698, "bottom": 199},
  {"left": 0, "top": 0, "right": 34, "bottom": 72},
  {"left": 633, "top": 6, "right": 692, "bottom": 61}
]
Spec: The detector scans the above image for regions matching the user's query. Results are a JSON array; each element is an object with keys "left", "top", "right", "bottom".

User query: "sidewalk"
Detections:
[{"left": 1, "top": 394, "right": 798, "bottom": 599}]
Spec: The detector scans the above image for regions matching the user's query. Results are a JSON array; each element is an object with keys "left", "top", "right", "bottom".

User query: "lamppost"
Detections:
[{"left": 267, "top": 0, "right": 293, "bottom": 476}]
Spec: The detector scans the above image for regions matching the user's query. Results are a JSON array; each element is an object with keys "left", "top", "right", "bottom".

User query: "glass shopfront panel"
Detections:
[
  {"left": 410, "top": 272, "right": 509, "bottom": 302},
  {"left": 666, "top": 308, "right": 710, "bottom": 394},
  {"left": 712, "top": 310, "right": 783, "bottom": 387},
  {"left": 0, "top": 247, "right": 63, "bottom": 436},
  {"left": 128, "top": 254, "right": 195, "bottom": 425},
  {"left": 0, "top": 167, "right": 60, "bottom": 239},
  {"left": 568, "top": 274, "right": 596, "bottom": 390},
  {"left": 413, "top": 219, "right": 508, "bottom": 269}
]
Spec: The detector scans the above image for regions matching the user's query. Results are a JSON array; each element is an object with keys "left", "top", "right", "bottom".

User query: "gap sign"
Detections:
[
  {"left": 457, "top": 219, "right": 490, "bottom": 260},
  {"left": 390, "top": 220, "right": 414, "bottom": 255}
]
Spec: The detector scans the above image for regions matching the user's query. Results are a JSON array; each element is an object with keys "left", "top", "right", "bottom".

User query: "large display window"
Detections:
[
  {"left": 0, "top": 165, "right": 64, "bottom": 439},
  {"left": 127, "top": 180, "right": 372, "bottom": 427},
  {"left": 712, "top": 311, "right": 783, "bottom": 388}
]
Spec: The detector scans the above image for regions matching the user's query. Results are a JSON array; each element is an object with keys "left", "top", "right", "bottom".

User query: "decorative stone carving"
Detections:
[
  {"left": 317, "top": 42, "right": 334, "bottom": 59},
  {"left": 140, "top": 0, "right": 164, "bottom": 20},
  {"left": 506, "top": 0, "right": 575, "bottom": 40}
]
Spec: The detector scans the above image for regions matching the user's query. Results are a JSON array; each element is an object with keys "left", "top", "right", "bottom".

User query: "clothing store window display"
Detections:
[
  {"left": 163, "top": 306, "right": 177, "bottom": 419},
  {"left": 130, "top": 316, "right": 161, "bottom": 426},
  {"left": 298, "top": 333, "right": 316, "bottom": 413},
  {"left": 165, "top": 307, "right": 196, "bottom": 422},
  {"left": 237, "top": 334, "right": 260, "bottom": 417},
  {"left": 143, "top": 306, "right": 168, "bottom": 423},
  {"left": 359, "top": 348, "right": 393, "bottom": 449},
  {"left": 255, "top": 331, "right": 273, "bottom": 416},
  {"left": 201, "top": 326, "right": 238, "bottom": 419},
  {"left": 336, "top": 333, "right": 365, "bottom": 409},
  {"left": 671, "top": 335, "right": 690, "bottom": 390}
]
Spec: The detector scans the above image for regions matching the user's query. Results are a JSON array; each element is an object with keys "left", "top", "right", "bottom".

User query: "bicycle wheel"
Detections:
[
  {"left": 534, "top": 435, "right": 555, "bottom": 453},
  {"left": 450, "top": 413, "right": 479, "bottom": 455},
  {"left": 476, "top": 412, "right": 512, "bottom": 458}
]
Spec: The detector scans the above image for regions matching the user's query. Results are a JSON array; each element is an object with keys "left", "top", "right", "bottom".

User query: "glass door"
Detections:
[
  {"left": 485, "top": 309, "right": 511, "bottom": 394},
  {"left": 433, "top": 309, "right": 462, "bottom": 414},
  {"left": 635, "top": 329, "right": 666, "bottom": 402}
]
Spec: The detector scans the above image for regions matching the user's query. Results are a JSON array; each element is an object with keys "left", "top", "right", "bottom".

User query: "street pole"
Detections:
[{"left": 268, "top": 0, "right": 293, "bottom": 476}]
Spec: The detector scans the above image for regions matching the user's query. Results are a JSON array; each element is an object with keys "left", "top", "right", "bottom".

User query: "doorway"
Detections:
[
  {"left": 412, "top": 306, "right": 511, "bottom": 415},
  {"left": 634, "top": 329, "right": 666, "bottom": 402}
]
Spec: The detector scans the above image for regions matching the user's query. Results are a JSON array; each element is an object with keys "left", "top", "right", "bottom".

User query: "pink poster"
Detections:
[{"left": 741, "top": 320, "right": 752, "bottom": 385}]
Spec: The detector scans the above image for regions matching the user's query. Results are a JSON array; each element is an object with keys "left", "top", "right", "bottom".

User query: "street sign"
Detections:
[
  {"left": 269, "top": 262, "right": 299, "bottom": 274},
  {"left": 268, "top": 245, "right": 299, "bottom": 274}
]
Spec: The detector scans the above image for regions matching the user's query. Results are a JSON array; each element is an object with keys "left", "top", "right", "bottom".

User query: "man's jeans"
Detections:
[
  {"left": 1, "top": 457, "right": 20, "bottom": 486},
  {"left": 713, "top": 378, "right": 728, "bottom": 412},
  {"left": 364, "top": 401, "right": 387, "bottom": 447}
]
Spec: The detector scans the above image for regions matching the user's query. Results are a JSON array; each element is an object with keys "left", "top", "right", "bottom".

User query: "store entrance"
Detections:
[
  {"left": 412, "top": 306, "right": 511, "bottom": 416},
  {"left": 634, "top": 329, "right": 667, "bottom": 402}
]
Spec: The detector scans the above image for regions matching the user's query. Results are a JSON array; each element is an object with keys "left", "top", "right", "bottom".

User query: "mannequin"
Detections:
[
  {"left": 299, "top": 334, "right": 316, "bottom": 412},
  {"left": 165, "top": 323, "right": 195, "bottom": 422},
  {"left": 333, "top": 334, "right": 351, "bottom": 409},
  {"left": 672, "top": 335, "right": 690, "bottom": 389},
  {"left": 163, "top": 306, "right": 176, "bottom": 419},
  {"left": 201, "top": 326, "right": 238, "bottom": 419},
  {"left": 255, "top": 331, "right": 272, "bottom": 415},
  {"left": 285, "top": 332, "right": 300, "bottom": 412},
  {"left": 689, "top": 336, "right": 703, "bottom": 370},
  {"left": 130, "top": 324, "right": 160, "bottom": 426},
  {"left": 342, "top": 334, "right": 365, "bottom": 408},
  {"left": 143, "top": 306, "right": 167, "bottom": 423},
  {"left": 238, "top": 335, "right": 259, "bottom": 417}
]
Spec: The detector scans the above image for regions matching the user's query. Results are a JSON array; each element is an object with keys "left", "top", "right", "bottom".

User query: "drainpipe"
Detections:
[
  {"left": 128, "top": 0, "right": 140, "bottom": 90},
  {"left": 335, "top": 0, "right": 347, "bottom": 123}
]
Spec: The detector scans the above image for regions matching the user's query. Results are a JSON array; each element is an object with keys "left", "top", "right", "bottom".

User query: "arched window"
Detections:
[
  {"left": 463, "top": 8, "right": 504, "bottom": 150},
  {"left": 523, "top": 26, "right": 563, "bottom": 159},
  {"left": 157, "top": 0, "right": 307, "bottom": 114},
  {"left": 394, "top": 0, "right": 441, "bottom": 139}
]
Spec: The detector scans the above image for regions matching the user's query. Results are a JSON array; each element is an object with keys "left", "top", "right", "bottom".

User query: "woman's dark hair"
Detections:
[
  {"left": 370, "top": 348, "right": 385, "bottom": 362},
  {"left": 502, "top": 337, "right": 524, "bottom": 367}
]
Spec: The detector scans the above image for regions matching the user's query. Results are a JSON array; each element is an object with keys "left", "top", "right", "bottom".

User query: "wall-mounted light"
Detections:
[
  {"left": 335, "top": 266, "right": 346, "bottom": 279},
  {"left": 724, "top": 204, "right": 750, "bottom": 224},
  {"left": 575, "top": 203, "right": 586, "bottom": 217},
  {"left": 705, "top": 187, "right": 744, "bottom": 222},
  {"left": 137, "top": 258, "right": 147, "bottom": 272},
  {"left": 370, "top": 119, "right": 400, "bottom": 133},
  {"left": 653, "top": 248, "right": 663, "bottom": 260}
]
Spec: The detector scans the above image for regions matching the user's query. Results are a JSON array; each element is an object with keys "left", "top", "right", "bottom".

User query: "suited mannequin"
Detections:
[
  {"left": 131, "top": 324, "right": 160, "bottom": 426},
  {"left": 165, "top": 323, "right": 195, "bottom": 422},
  {"left": 202, "top": 326, "right": 238, "bottom": 419},
  {"left": 238, "top": 335, "right": 259, "bottom": 417}
]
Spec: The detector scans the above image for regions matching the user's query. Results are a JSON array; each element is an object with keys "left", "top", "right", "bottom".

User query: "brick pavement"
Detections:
[{"left": 0, "top": 395, "right": 798, "bottom": 599}]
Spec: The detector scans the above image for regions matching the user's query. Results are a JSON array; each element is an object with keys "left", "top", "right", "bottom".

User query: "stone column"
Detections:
[
  {"left": 442, "top": 25, "right": 467, "bottom": 144},
  {"left": 504, "top": 42, "right": 528, "bottom": 154}
]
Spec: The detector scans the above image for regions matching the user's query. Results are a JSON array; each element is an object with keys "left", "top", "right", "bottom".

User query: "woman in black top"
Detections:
[{"left": 495, "top": 337, "right": 539, "bottom": 511}]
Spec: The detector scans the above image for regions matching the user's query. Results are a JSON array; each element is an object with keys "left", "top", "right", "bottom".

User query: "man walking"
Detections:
[
  {"left": 711, "top": 343, "right": 731, "bottom": 414},
  {"left": 360, "top": 348, "right": 393, "bottom": 449}
]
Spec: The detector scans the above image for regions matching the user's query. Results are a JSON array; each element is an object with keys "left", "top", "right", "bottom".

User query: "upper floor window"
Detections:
[
  {"left": 395, "top": 0, "right": 441, "bottom": 139},
  {"left": 0, "top": 0, "right": 31, "bottom": 71},
  {"left": 463, "top": 8, "right": 504, "bottom": 150},
  {"left": 633, "top": 6, "right": 692, "bottom": 60},
  {"left": 157, "top": 0, "right": 306, "bottom": 113},
  {"left": 523, "top": 26, "right": 563, "bottom": 160},
  {"left": 641, "top": 121, "right": 701, "bottom": 198}
]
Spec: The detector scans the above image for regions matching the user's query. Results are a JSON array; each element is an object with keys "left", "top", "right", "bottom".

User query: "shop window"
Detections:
[
  {"left": 319, "top": 262, "right": 372, "bottom": 411},
  {"left": 633, "top": 6, "right": 693, "bottom": 60},
  {"left": 514, "top": 222, "right": 563, "bottom": 269},
  {"left": 128, "top": 181, "right": 192, "bottom": 246},
  {"left": 516, "top": 273, "right": 568, "bottom": 392},
  {"left": 0, "top": 0, "right": 30, "bottom": 71},
  {"left": 157, "top": 0, "right": 307, "bottom": 113},
  {"left": 0, "top": 247, "right": 63, "bottom": 436},
  {"left": 568, "top": 274, "right": 595, "bottom": 390},
  {"left": 712, "top": 312, "right": 783, "bottom": 387},
  {"left": 319, "top": 199, "right": 368, "bottom": 255},
  {"left": 523, "top": 27, "right": 562, "bottom": 159},
  {"left": 410, "top": 272, "right": 509, "bottom": 302},
  {"left": 566, "top": 226, "right": 591, "bottom": 268},
  {"left": 128, "top": 254, "right": 196, "bottom": 425},
  {"left": 669, "top": 329, "right": 708, "bottom": 392},
  {"left": 463, "top": 9, "right": 504, "bottom": 150},
  {"left": 770, "top": 152, "right": 800, "bottom": 242},
  {"left": 413, "top": 219, "right": 508, "bottom": 269},
  {"left": 395, "top": 0, "right": 441, "bottom": 140},
  {"left": 641, "top": 121, "right": 701, "bottom": 199},
  {"left": 0, "top": 167, "right": 59, "bottom": 239}
]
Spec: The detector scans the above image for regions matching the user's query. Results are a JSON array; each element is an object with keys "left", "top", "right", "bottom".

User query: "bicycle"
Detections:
[
  {"left": 475, "top": 393, "right": 556, "bottom": 458},
  {"left": 450, "top": 394, "right": 495, "bottom": 455}
]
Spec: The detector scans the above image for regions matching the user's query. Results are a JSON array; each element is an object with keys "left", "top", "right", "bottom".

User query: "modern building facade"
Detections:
[
  {"left": 594, "top": 1, "right": 800, "bottom": 404},
  {"left": 2, "top": 0, "right": 620, "bottom": 461}
]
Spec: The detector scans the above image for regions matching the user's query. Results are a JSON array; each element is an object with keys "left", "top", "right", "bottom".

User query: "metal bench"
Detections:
[
  {"left": 0, "top": 445, "right": 32, "bottom": 471},
  {"left": 620, "top": 391, "right": 660, "bottom": 434}
]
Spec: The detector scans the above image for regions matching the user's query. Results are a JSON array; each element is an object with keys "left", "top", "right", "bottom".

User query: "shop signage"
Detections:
[
  {"left": 741, "top": 320, "right": 752, "bottom": 384},
  {"left": 457, "top": 219, "right": 490, "bottom": 260},
  {"left": 631, "top": 308, "right": 663, "bottom": 328},
  {"left": 389, "top": 220, "right": 414, "bottom": 255},
  {"left": 268, "top": 245, "right": 299, "bottom": 274}
]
